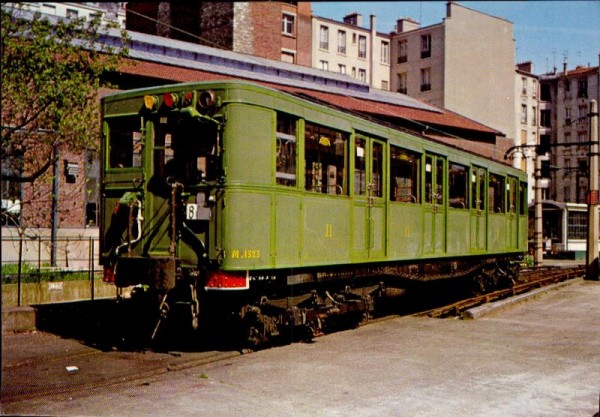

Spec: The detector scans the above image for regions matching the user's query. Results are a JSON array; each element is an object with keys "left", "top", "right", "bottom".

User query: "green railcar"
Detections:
[{"left": 100, "top": 80, "right": 527, "bottom": 344}]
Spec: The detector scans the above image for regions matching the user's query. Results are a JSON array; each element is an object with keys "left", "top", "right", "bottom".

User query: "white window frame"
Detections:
[
  {"left": 381, "top": 41, "right": 389, "bottom": 64},
  {"left": 319, "top": 25, "right": 329, "bottom": 50},
  {"left": 282, "top": 13, "right": 295, "bottom": 36}
]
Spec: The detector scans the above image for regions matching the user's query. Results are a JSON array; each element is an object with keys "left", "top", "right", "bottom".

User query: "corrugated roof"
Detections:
[
  {"left": 121, "top": 29, "right": 442, "bottom": 113},
  {"left": 118, "top": 58, "right": 501, "bottom": 137}
]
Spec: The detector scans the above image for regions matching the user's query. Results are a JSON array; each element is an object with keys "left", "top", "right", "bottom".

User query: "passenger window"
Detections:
[
  {"left": 106, "top": 116, "right": 143, "bottom": 168},
  {"left": 489, "top": 174, "right": 505, "bottom": 213},
  {"left": 425, "top": 155, "right": 444, "bottom": 205},
  {"left": 355, "top": 138, "right": 367, "bottom": 195},
  {"left": 276, "top": 113, "right": 297, "bottom": 187},
  {"left": 305, "top": 122, "right": 348, "bottom": 195},
  {"left": 372, "top": 141, "right": 383, "bottom": 198},
  {"left": 449, "top": 163, "right": 468, "bottom": 209},
  {"left": 519, "top": 181, "right": 527, "bottom": 215},
  {"left": 471, "top": 167, "right": 486, "bottom": 210},
  {"left": 508, "top": 178, "right": 517, "bottom": 214},
  {"left": 390, "top": 146, "right": 420, "bottom": 203}
]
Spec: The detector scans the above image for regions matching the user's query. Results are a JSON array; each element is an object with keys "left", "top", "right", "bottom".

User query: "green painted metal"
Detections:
[{"left": 100, "top": 80, "right": 528, "bottom": 274}]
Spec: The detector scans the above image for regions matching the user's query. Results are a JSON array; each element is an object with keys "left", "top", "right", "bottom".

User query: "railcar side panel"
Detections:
[
  {"left": 387, "top": 204, "right": 423, "bottom": 259},
  {"left": 447, "top": 209, "right": 470, "bottom": 254},
  {"left": 302, "top": 195, "right": 352, "bottom": 265},
  {"left": 274, "top": 193, "right": 302, "bottom": 268},
  {"left": 222, "top": 190, "right": 273, "bottom": 270}
]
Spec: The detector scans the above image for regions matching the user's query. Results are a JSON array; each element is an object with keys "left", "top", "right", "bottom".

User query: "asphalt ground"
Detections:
[{"left": 2, "top": 277, "right": 599, "bottom": 417}]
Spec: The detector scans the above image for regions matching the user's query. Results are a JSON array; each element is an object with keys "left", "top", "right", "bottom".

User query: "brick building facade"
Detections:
[{"left": 126, "top": 2, "right": 313, "bottom": 66}]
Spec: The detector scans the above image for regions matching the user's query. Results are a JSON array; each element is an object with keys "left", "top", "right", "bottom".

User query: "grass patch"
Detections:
[{"left": 1, "top": 263, "right": 98, "bottom": 284}]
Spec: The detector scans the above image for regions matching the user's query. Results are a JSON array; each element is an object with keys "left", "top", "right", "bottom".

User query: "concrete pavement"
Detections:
[{"left": 2, "top": 279, "right": 599, "bottom": 417}]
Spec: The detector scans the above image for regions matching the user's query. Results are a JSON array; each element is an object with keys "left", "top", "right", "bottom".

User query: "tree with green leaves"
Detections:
[{"left": 1, "top": 4, "right": 128, "bottom": 185}]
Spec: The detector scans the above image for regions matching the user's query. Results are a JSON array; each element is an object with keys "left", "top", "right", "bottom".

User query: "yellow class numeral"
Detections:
[
  {"left": 230, "top": 249, "right": 261, "bottom": 259},
  {"left": 324, "top": 223, "right": 333, "bottom": 238}
]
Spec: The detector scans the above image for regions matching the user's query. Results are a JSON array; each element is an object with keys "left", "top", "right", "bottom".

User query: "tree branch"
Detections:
[{"left": 1, "top": 156, "right": 54, "bottom": 183}]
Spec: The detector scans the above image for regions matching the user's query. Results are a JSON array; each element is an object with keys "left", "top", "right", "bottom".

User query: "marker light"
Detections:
[
  {"left": 163, "top": 93, "right": 178, "bottom": 108},
  {"left": 183, "top": 92, "right": 193, "bottom": 107},
  {"left": 143, "top": 95, "right": 158, "bottom": 110}
]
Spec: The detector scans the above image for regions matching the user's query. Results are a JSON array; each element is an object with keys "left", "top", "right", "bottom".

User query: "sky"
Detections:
[{"left": 311, "top": 1, "right": 600, "bottom": 74}]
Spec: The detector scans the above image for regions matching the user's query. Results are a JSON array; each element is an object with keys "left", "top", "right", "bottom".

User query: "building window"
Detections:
[
  {"left": 420, "top": 34, "right": 431, "bottom": 59},
  {"left": 397, "top": 72, "right": 407, "bottom": 94},
  {"left": 381, "top": 80, "right": 389, "bottom": 90},
  {"left": 540, "top": 110, "right": 551, "bottom": 127},
  {"left": 381, "top": 41, "right": 389, "bottom": 64},
  {"left": 398, "top": 40, "right": 407, "bottom": 63},
  {"left": 41, "top": 4, "right": 56, "bottom": 15},
  {"left": 351, "top": 67, "right": 356, "bottom": 78},
  {"left": 1, "top": 178, "right": 21, "bottom": 226},
  {"left": 521, "top": 77, "right": 528, "bottom": 96},
  {"left": 282, "top": 13, "right": 295, "bottom": 36},
  {"left": 540, "top": 83, "right": 551, "bottom": 101},
  {"left": 578, "top": 131, "right": 587, "bottom": 143},
  {"left": 337, "top": 30, "right": 346, "bottom": 54},
  {"left": 304, "top": 123, "right": 348, "bottom": 195},
  {"left": 338, "top": 64, "right": 346, "bottom": 74},
  {"left": 564, "top": 79, "right": 571, "bottom": 96},
  {"left": 565, "top": 107, "right": 572, "bottom": 125},
  {"left": 358, "top": 35, "right": 367, "bottom": 59},
  {"left": 577, "top": 79, "right": 588, "bottom": 98},
  {"left": 66, "top": 8, "right": 79, "bottom": 19},
  {"left": 532, "top": 106, "right": 537, "bottom": 126},
  {"left": 568, "top": 212, "right": 587, "bottom": 239},
  {"left": 578, "top": 105, "right": 587, "bottom": 122},
  {"left": 319, "top": 25, "right": 329, "bottom": 50},
  {"left": 531, "top": 80, "right": 537, "bottom": 98},
  {"left": 420, "top": 68, "right": 431, "bottom": 91},
  {"left": 281, "top": 50, "right": 295, "bottom": 63},
  {"left": 358, "top": 69, "right": 366, "bottom": 82},
  {"left": 319, "top": 60, "right": 329, "bottom": 71},
  {"left": 85, "top": 149, "right": 99, "bottom": 226},
  {"left": 520, "top": 104, "right": 527, "bottom": 124}
]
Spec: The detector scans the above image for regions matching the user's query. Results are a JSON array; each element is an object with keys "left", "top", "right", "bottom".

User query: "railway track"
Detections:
[
  {"left": 414, "top": 266, "right": 584, "bottom": 319},
  {"left": 3, "top": 266, "right": 584, "bottom": 404}
]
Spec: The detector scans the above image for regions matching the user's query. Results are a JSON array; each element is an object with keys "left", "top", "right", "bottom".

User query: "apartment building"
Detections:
[
  {"left": 514, "top": 62, "right": 541, "bottom": 201},
  {"left": 126, "top": 2, "right": 313, "bottom": 67},
  {"left": 390, "top": 2, "right": 516, "bottom": 142},
  {"left": 312, "top": 13, "right": 391, "bottom": 90},
  {"left": 539, "top": 63, "right": 600, "bottom": 204},
  {"left": 6, "top": 2, "right": 126, "bottom": 26}
]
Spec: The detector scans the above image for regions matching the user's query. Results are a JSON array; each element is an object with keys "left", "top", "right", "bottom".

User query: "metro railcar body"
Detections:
[{"left": 100, "top": 80, "right": 527, "bottom": 344}]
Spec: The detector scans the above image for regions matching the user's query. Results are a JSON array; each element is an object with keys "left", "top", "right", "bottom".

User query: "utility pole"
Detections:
[
  {"left": 586, "top": 99, "right": 599, "bottom": 280},
  {"left": 534, "top": 154, "right": 544, "bottom": 267},
  {"left": 50, "top": 141, "right": 59, "bottom": 267}
]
